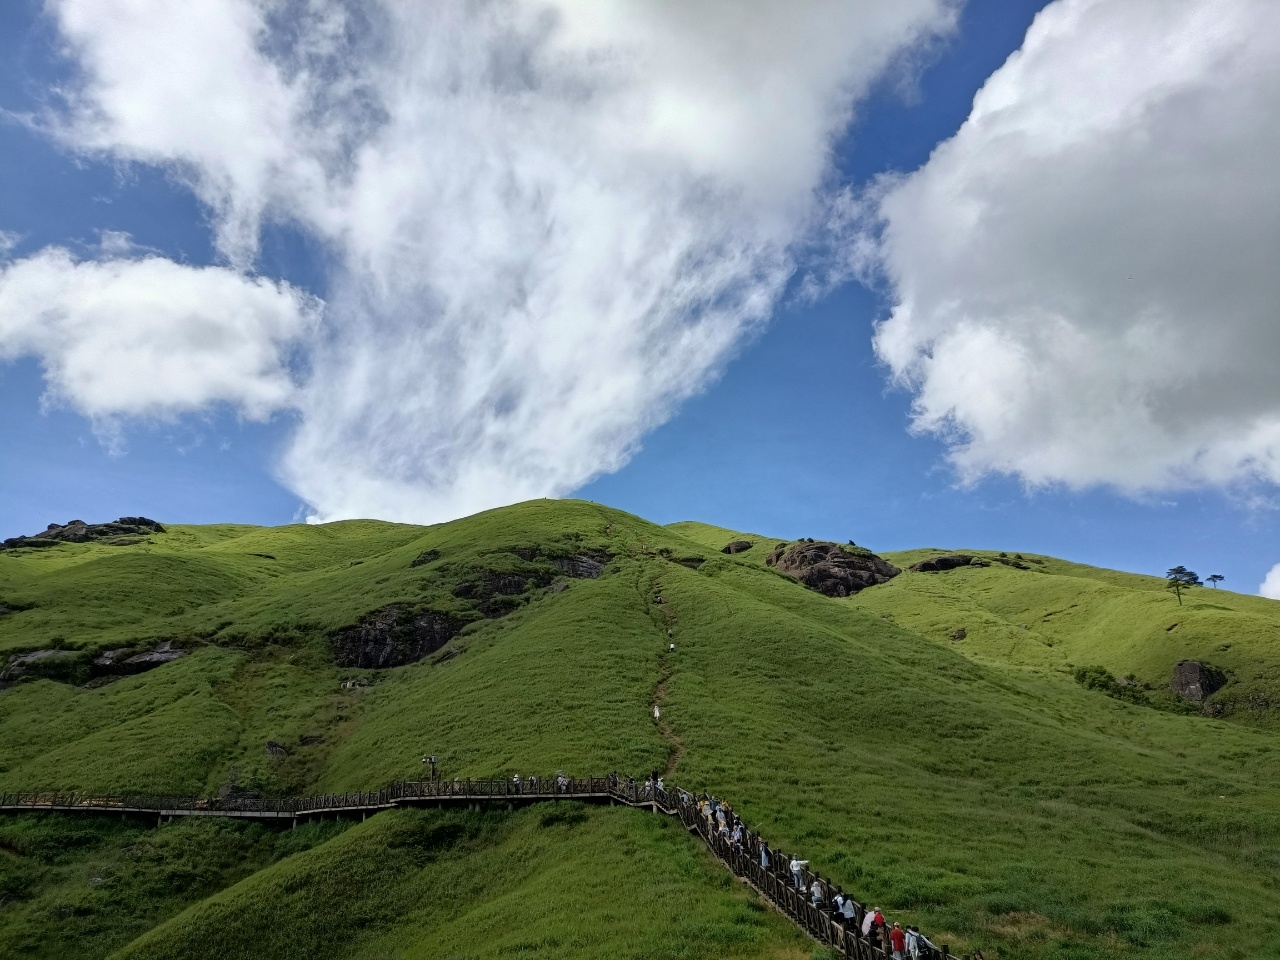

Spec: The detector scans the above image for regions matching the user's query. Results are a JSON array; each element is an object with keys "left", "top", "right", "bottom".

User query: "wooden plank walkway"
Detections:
[{"left": 0, "top": 775, "right": 959, "bottom": 959}]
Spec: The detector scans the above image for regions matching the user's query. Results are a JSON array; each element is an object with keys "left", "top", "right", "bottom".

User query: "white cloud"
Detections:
[
  {"left": 1260, "top": 563, "right": 1280, "bottom": 600},
  {"left": 0, "top": 247, "right": 318, "bottom": 420},
  {"left": 870, "top": 0, "right": 1280, "bottom": 493},
  {"left": 43, "top": 0, "right": 957, "bottom": 521}
]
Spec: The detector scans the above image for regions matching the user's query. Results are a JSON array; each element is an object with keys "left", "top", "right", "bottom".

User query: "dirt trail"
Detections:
[
  {"left": 640, "top": 569, "right": 685, "bottom": 778},
  {"left": 652, "top": 672, "right": 685, "bottom": 777}
]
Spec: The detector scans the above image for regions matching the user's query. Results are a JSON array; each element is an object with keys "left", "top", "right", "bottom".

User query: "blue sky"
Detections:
[{"left": 3, "top": 0, "right": 1279, "bottom": 595}]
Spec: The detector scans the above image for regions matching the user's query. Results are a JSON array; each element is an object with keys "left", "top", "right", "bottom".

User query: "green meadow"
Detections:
[{"left": 1, "top": 500, "right": 1278, "bottom": 958}]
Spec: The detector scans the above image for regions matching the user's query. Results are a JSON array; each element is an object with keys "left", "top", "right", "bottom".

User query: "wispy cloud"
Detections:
[{"left": 26, "top": 0, "right": 957, "bottom": 522}]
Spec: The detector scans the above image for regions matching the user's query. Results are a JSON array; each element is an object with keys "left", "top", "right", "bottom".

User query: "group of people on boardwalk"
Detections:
[{"left": 688, "top": 788, "right": 941, "bottom": 960}]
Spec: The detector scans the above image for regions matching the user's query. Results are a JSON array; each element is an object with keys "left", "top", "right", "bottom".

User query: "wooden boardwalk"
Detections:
[{"left": 0, "top": 776, "right": 959, "bottom": 959}]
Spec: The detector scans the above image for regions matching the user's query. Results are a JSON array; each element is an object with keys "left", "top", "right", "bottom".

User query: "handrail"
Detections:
[{"left": 0, "top": 777, "right": 956, "bottom": 958}]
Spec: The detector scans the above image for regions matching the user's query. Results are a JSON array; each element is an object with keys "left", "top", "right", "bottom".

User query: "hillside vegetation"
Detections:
[{"left": 2, "top": 500, "right": 1279, "bottom": 959}]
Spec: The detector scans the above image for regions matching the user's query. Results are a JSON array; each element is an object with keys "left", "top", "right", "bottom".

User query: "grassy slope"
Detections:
[
  {"left": 0, "top": 502, "right": 1278, "bottom": 958},
  {"left": 111, "top": 806, "right": 808, "bottom": 960}
]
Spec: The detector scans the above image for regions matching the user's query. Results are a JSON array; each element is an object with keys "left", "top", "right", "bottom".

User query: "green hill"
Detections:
[{"left": 2, "top": 500, "right": 1279, "bottom": 959}]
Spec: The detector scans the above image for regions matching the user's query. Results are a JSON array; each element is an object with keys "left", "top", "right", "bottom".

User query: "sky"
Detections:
[{"left": 2, "top": 0, "right": 1280, "bottom": 596}]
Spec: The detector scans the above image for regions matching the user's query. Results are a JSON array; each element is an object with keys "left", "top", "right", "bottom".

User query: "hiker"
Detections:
[
  {"left": 653, "top": 704, "right": 660, "bottom": 721},
  {"left": 789, "top": 857, "right": 809, "bottom": 891},
  {"left": 810, "top": 878, "right": 824, "bottom": 906},
  {"left": 889, "top": 922, "right": 907, "bottom": 959},
  {"left": 862, "top": 907, "right": 886, "bottom": 942},
  {"left": 511, "top": 774, "right": 521, "bottom": 791},
  {"left": 904, "top": 926, "right": 935, "bottom": 959},
  {"left": 758, "top": 838, "right": 771, "bottom": 868},
  {"left": 839, "top": 896, "right": 856, "bottom": 924}
]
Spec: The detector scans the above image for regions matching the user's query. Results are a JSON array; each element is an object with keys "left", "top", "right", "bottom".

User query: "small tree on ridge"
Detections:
[
  {"left": 1165, "top": 566, "right": 1202, "bottom": 605},
  {"left": 1206, "top": 574, "right": 1224, "bottom": 589}
]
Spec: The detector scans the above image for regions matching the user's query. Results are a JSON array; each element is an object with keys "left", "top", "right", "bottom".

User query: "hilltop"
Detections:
[{"left": 1, "top": 500, "right": 1279, "bottom": 959}]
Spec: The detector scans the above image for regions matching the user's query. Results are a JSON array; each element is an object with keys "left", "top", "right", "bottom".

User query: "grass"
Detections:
[
  {"left": 1, "top": 499, "right": 1279, "bottom": 958},
  {"left": 111, "top": 806, "right": 809, "bottom": 960},
  {"left": 0, "top": 813, "right": 349, "bottom": 959}
]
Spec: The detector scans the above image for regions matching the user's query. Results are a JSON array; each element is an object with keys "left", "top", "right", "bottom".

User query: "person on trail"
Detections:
[
  {"left": 758, "top": 838, "right": 771, "bottom": 868},
  {"left": 789, "top": 857, "right": 808, "bottom": 891},
  {"left": 840, "top": 895, "right": 856, "bottom": 924},
  {"left": 810, "top": 879, "right": 824, "bottom": 906},
  {"left": 653, "top": 704, "right": 661, "bottom": 721},
  {"left": 889, "top": 922, "right": 907, "bottom": 959},
  {"left": 656, "top": 776, "right": 664, "bottom": 793},
  {"left": 904, "top": 926, "right": 934, "bottom": 960},
  {"left": 862, "top": 908, "right": 886, "bottom": 942},
  {"left": 512, "top": 774, "right": 521, "bottom": 791}
]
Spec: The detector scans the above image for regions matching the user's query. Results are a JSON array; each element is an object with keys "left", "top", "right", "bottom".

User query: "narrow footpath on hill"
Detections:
[{"left": 645, "top": 570, "right": 685, "bottom": 777}]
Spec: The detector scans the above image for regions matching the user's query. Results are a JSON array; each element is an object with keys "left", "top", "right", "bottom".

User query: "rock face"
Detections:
[
  {"left": 0, "top": 640, "right": 186, "bottom": 690},
  {"left": 0, "top": 650, "right": 78, "bottom": 685},
  {"left": 721, "top": 540, "right": 753, "bottom": 555},
  {"left": 330, "top": 605, "right": 464, "bottom": 668},
  {"left": 2, "top": 517, "right": 165, "bottom": 550},
  {"left": 1171, "top": 660, "right": 1227, "bottom": 702},
  {"left": 765, "top": 542, "right": 900, "bottom": 598},
  {"left": 449, "top": 548, "right": 612, "bottom": 617},
  {"left": 552, "top": 554, "right": 606, "bottom": 579},
  {"left": 910, "top": 554, "right": 990, "bottom": 573}
]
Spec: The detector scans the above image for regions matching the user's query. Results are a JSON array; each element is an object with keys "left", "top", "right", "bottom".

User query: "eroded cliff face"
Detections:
[
  {"left": 765, "top": 541, "right": 899, "bottom": 598},
  {"left": 329, "top": 606, "right": 464, "bottom": 669}
]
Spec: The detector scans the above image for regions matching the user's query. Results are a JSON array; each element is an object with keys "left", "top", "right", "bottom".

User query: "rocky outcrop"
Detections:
[
  {"left": 2, "top": 517, "right": 165, "bottom": 550},
  {"left": 0, "top": 650, "right": 78, "bottom": 686},
  {"left": 0, "top": 640, "right": 186, "bottom": 690},
  {"left": 330, "top": 605, "right": 464, "bottom": 668},
  {"left": 910, "top": 554, "right": 990, "bottom": 573},
  {"left": 411, "top": 549, "right": 441, "bottom": 567},
  {"left": 1171, "top": 660, "right": 1227, "bottom": 702},
  {"left": 721, "top": 540, "right": 753, "bottom": 555},
  {"left": 551, "top": 553, "right": 607, "bottom": 579},
  {"left": 765, "top": 542, "right": 899, "bottom": 598}
]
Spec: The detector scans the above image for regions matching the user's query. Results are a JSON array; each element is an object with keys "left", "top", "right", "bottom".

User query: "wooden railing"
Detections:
[{"left": 0, "top": 776, "right": 957, "bottom": 958}]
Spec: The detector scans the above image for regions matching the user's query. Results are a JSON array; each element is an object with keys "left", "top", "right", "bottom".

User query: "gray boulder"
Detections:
[{"left": 1171, "top": 660, "right": 1227, "bottom": 702}]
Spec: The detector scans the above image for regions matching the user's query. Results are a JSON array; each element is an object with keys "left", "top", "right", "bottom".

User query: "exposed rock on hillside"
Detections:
[
  {"left": 449, "top": 546, "right": 612, "bottom": 617},
  {"left": 765, "top": 541, "right": 899, "bottom": 598},
  {"left": 1171, "top": 660, "right": 1227, "bottom": 702},
  {"left": 0, "top": 650, "right": 77, "bottom": 686},
  {"left": 721, "top": 540, "right": 753, "bottom": 554},
  {"left": 0, "top": 641, "right": 186, "bottom": 690},
  {"left": 2, "top": 517, "right": 165, "bottom": 550},
  {"left": 330, "top": 605, "right": 463, "bottom": 668},
  {"left": 910, "top": 554, "right": 990, "bottom": 573},
  {"left": 410, "top": 549, "right": 441, "bottom": 567}
]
